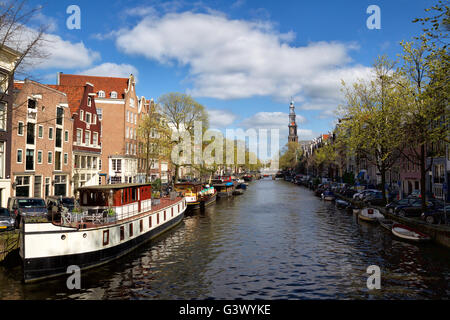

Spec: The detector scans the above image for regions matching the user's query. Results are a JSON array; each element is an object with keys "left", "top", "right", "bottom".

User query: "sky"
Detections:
[{"left": 17, "top": 0, "right": 433, "bottom": 157}]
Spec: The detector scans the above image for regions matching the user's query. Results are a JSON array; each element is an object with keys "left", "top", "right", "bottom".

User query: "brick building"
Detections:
[
  {"left": 49, "top": 82, "right": 102, "bottom": 193},
  {"left": 0, "top": 45, "right": 20, "bottom": 206},
  {"left": 12, "top": 80, "right": 73, "bottom": 198},
  {"left": 58, "top": 73, "right": 139, "bottom": 184}
]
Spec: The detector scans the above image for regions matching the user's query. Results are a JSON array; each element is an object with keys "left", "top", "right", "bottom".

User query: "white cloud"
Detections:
[
  {"left": 5, "top": 26, "right": 100, "bottom": 71},
  {"left": 114, "top": 10, "right": 371, "bottom": 112},
  {"left": 207, "top": 108, "right": 238, "bottom": 128},
  {"left": 77, "top": 62, "right": 138, "bottom": 79},
  {"left": 240, "top": 111, "right": 305, "bottom": 130}
]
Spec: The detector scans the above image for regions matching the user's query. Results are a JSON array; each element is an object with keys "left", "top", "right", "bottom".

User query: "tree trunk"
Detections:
[
  {"left": 380, "top": 163, "right": 387, "bottom": 205},
  {"left": 420, "top": 144, "right": 427, "bottom": 210}
]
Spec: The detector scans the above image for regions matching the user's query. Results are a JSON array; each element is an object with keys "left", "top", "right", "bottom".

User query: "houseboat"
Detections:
[
  {"left": 212, "top": 179, "right": 235, "bottom": 198},
  {"left": 174, "top": 182, "right": 217, "bottom": 211},
  {"left": 19, "top": 183, "right": 186, "bottom": 283}
]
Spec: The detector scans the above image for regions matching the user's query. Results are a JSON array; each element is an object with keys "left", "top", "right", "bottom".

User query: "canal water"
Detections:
[{"left": 1, "top": 179, "right": 449, "bottom": 299}]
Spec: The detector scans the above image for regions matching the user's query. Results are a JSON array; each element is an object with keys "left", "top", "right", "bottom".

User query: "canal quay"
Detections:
[{"left": 1, "top": 178, "right": 449, "bottom": 300}]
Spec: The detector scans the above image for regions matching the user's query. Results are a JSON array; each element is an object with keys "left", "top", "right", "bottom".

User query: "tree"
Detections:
[
  {"left": 337, "top": 56, "right": 408, "bottom": 204},
  {"left": 158, "top": 92, "right": 209, "bottom": 183},
  {"left": 0, "top": 0, "right": 49, "bottom": 91},
  {"left": 279, "top": 141, "right": 302, "bottom": 171},
  {"left": 137, "top": 101, "right": 172, "bottom": 183}
]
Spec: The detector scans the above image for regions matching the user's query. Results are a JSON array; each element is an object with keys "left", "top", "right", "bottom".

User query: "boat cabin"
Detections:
[{"left": 78, "top": 183, "right": 153, "bottom": 220}]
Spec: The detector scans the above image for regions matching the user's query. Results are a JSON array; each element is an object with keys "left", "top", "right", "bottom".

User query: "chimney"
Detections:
[{"left": 57, "top": 72, "right": 62, "bottom": 85}]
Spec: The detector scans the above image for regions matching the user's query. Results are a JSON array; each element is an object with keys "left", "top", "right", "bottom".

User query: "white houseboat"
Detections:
[{"left": 20, "top": 183, "right": 186, "bottom": 283}]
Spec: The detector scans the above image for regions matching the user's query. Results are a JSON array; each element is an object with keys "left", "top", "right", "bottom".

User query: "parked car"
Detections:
[
  {"left": 7, "top": 197, "right": 49, "bottom": 227},
  {"left": 0, "top": 208, "right": 15, "bottom": 231},
  {"left": 46, "top": 196, "right": 76, "bottom": 220},
  {"left": 420, "top": 203, "right": 449, "bottom": 224},
  {"left": 363, "top": 191, "right": 385, "bottom": 206},
  {"left": 388, "top": 198, "right": 434, "bottom": 217}
]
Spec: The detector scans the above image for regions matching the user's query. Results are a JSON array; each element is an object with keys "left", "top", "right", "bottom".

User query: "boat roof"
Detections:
[
  {"left": 175, "top": 182, "right": 203, "bottom": 186},
  {"left": 78, "top": 183, "right": 152, "bottom": 191}
]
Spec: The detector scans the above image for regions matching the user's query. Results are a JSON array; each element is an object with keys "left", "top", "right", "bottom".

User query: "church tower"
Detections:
[{"left": 288, "top": 100, "right": 298, "bottom": 143}]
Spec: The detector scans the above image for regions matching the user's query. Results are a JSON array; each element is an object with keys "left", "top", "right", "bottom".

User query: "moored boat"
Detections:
[
  {"left": 391, "top": 223, "right": 431, "bottom": 242},
  {"left": 378, "top": 218, "right": 394, "bottom": 231},
  {"left": 174, "top": 182, "right": 217, "bottom": 211},
  {"left": 20, "top": 183, "right": 186, "bottom": 283},
  {"left": 321, "top": 190, "right": 335, "bottom": 201},
  {"left": 335, "top": 199, "right": 349, "bottom": 209},
  {"left": 358, "top": 207, "right": 384, "bottom": 222},
  {"left": 212, "top": 179, "right": 235, "bottom": 198},
  {"left": 232, "top": 183, "right": 245, "bottom": 195}
]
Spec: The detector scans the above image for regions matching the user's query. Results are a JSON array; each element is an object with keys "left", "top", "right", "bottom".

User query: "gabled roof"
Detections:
[
  {"left": 47, "top": 84, "right": 85, "bottom": 115},
  {"left": 58, "top": 74, "right": 129, "bottom": 99}
]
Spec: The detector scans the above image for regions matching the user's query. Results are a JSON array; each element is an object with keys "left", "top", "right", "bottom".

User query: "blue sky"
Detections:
[{"left": 22, "top": 0, "right": 431, "bottom": 147}]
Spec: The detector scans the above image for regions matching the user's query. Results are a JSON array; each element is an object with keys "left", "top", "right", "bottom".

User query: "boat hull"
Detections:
[
  {"left": 391, "top": 224, "right": 431, "bottom": 242},
  {"left": 22, "top": 200, "right": 186, "bottom": 283}
]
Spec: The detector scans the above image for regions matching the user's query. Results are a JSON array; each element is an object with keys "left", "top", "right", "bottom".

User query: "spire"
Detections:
[{"left": 288, "top": 99, "right": 298, "bottom": 143}]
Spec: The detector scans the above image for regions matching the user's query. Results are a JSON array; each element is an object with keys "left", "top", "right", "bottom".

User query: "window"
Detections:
[
  {"left": 129, "top": 223, "right": 133, "bottom": 237},
  {"left": 103, "top": 230, "right": 109, "bottom": 246},
  {"left": 149, "top": 216, "right": 152, "bottom": 228},
  {"left": 37, "top": 150, "right": 43, "bottom": 164},
  {"left": 15, "top": 176, "right": 30, "bottom": 197},
  {"left": 126, "top": 111, "right": 129, "bottom": 123},
  {"left": 55, "top": 151, "right": 62, "bottom": 171},
  {"left": 93, "top": 132, "right": 98, "bottom": 146},
  {"left": 111, "top": 91, "right": 117, "bottom": 99},
  {"left": 56, "top": 107, "right": 64, "bottom": 125},
  {"left": 47, "top": 151, "right": 53, "bottom": 164},
  {"left": 96, "top": 108, "right": 102, "bottom": 121},
  {"left": 157, "top": 213, "right": 159, "bottom": 224},
  {"left": 0, "top": 103, "right": 5, "bottom": 130},
  {"left": 64, "top": 130, "right": 69, "bottom": 142},
  {"left": 76, "top": 129, "right": 82, "bottom": 144},
  {"left": 85, "top": 112, "right": 91, "bottom": 124},
  {"left": 130, "top": 98, "right": 135, "bottom": 108},
  {"left": 92, "top": 157, "right": 97, "bottom": 169},
  {"left": 93, "top": 114, "right": 97, "bottom": 125},
  {"left": 99, "top": 159, "right": 102, "bottom": 170},
  {"left": 64, "top": 153, "right": 68, "bottom": 165},
  {"left": 98, "top": 91, "right": 105, "bottom": 98},
  {"left": 134, "top": 114, "right": 137, "bottom": 124},
  {"left": 0, "top": 142, "right": 4, "bottom": 178},
  {"left": 112, "top": 159, "right": 121, "bottom": 172},
  {"left": 38, "top": 125, "right": 43, "bottom": 138},
  {"left": 56, "top": 128, "right": 62, "bottom": 148},
  {"left": 28, "top": 99, "right": 36, "bottom": 109},
  {"left": 18, "top": 122, "right": 24, "bottom": 136},
  {"left": 87, "top": 97, "right": 91, "bottom": 107},
  {"left": 80, "top": 110, "right": 84, "bottom": 121},
  {"left": 84, "top": 130, "right": 90, "bottom": 145},
  {"left": 120, "top": 226, "right": 125, "bottom": 241},
  {"left": 125, "top": 126, "right": 129, "bottom": 138},
  {"left": 140, "top": 220, "right": 143, "bottom": 232},
  {"left": 25, "top": 149, "right": 34, "bottom": 171},
  {"left": 17, "top": 149, "right": 23, "bottom": 163},
  {"left": 48, "top": 127, "right": 54, "bottom": 140},
  {"left": 26, "top": 122, "right": 35, "bottom": 145}
]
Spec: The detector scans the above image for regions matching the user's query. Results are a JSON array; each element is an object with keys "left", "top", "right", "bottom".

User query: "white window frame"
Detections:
[
  {"left": 48, "top": 127, "right": 54, "bottom": 140},
  {"left": 17, "top": 149, "right": 23, "bottom": 163},
  {"left": 18, "top": 121, "right": 24, "bottom": 136},
  {"left": 64, "top": 130, "right": 69, "bottom": 142},
  {"left": 64, "top": 152, "right": 68, "bottom": 165},
  {"left": 37, "top": 150, "right": 43, "bottom": 164},
  {"left": 111, "top": 91, "right": 117, "bottom": 99},
  {"left": 48, "top": 151, "right": 53, "bottom": 164},
  {"left": 98, "top": 91, "right": 105, "bottom": 98},
  {"left": 38, "top": 125, "right": 44, "bottom": 139}
]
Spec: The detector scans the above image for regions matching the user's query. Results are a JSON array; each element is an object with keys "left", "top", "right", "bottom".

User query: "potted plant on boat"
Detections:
[{"left": 105, "top": 207, "right": 116, "bottom": 223}]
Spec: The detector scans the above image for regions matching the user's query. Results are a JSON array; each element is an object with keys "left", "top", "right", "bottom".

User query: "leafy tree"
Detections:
[{"left": 337, "top": 56, "right": 407, "bottom": 204}]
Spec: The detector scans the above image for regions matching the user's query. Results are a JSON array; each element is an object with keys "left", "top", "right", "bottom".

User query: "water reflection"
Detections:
[{"left": 0, "top": 180, "right": 449, "bottom": 299}]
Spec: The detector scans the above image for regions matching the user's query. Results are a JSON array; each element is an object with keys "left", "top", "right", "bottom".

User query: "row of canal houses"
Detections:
[
  {"left": 0, "top": 45, "right": 170, "bottom": 207},
  {"left": 302, "top": 131, "right": 450, "bottom": 201}
]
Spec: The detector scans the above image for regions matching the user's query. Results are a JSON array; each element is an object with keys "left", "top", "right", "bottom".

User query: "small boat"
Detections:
[
  {"left": 335, "top": 199, "right": 349, "bottom": 209},
  {"left": 378, "top": 218, "right": 394, "bottom": 231},
  {"left": 391, "top": 223, "right": 431, "bottom": 242},
  {"left": 358, "top": 207, "right": 384, "bottom": 222},
  {"left": 321, "top": 190, "right": 335, "bottom": 201}
]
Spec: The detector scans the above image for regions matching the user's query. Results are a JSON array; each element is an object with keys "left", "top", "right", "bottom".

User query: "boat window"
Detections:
[
  {"left": 120, "top": 226, "right": 124, "bottom": 241},
  {"left": 103, "top": 230, "right": 109, "bottom": 246},
  {"left": 132, "top": 188, "right": 137, "bottom": 201},
  {"left": 140, "top": 220, "right": 143, "bottom": 232},
  {"left": 121, "top": 190, "right": 124, "bottom": 205},
  {"left": 164, "top": 210, "right": 166, "bottom": 221},
  {"left": 149, "top": 216, "right": 152, "bottom": 228},
  {"left": 157, "top": 213, "right": 159, "bottom": 224},
  {"left": 129, "top": 223, "right": 133, "bottom": 237}
]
